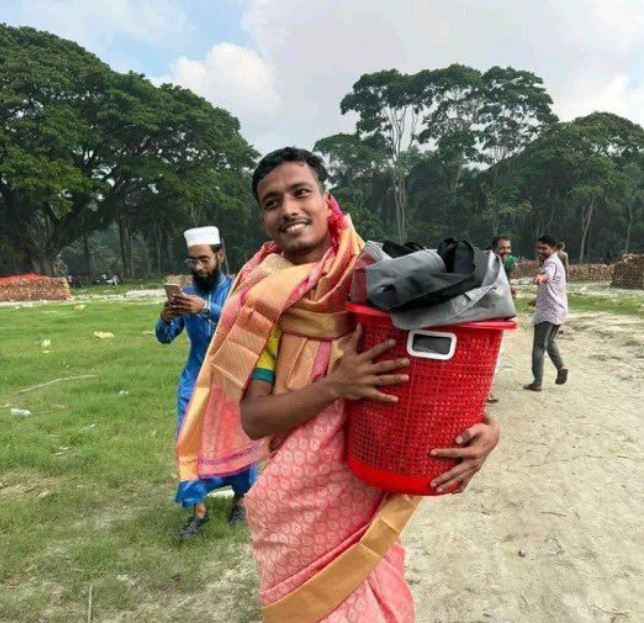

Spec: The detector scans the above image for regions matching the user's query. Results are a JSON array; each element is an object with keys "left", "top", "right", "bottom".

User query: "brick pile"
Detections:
[
  {"left": 611, "top": 254, "right": 644, "bottom": 290},
  {"left": 0, "top": 274, "right": 71, "bottom": 302},
  {"left": 512, "top": 261, "right": 613, "bottom": 281}
]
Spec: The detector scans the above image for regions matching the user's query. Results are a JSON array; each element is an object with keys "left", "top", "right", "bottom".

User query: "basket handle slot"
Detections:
[{"left": 406, "top": 330, "right": 457, "bottom": 361}]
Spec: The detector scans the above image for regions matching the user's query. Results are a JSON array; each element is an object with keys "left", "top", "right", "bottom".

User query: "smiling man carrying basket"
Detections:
[{"left": 176, "top": 147, "right": 501, "bottom": 622}]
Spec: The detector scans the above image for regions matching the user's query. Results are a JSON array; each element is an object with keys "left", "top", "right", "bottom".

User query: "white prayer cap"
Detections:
[{"left": 184, "top": 226, "right": 221, "bottom": 247}]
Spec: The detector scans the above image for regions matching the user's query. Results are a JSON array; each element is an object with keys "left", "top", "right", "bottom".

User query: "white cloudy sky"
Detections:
[{"left": 2, "top": 0, "right": 643, "bottom": 153}]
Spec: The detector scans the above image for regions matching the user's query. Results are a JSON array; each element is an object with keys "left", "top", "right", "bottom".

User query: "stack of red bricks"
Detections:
[
  {"left": 512, "top": 261, "right": 614, "bottom": 281},
  {"left": 511, "top": 260, "right": 540, "bottom": 279},
  {"left": 611, "top": 254, "right": 644, "bottom": 290},
  {"left": 0, "top": 274, "right": 72, "bottom": 302}
]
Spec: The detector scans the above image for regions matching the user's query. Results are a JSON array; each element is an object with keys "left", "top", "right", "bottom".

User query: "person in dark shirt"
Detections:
[
  {"left": 491, "top": 235, "right": 517, "bottom": 296},
  {"left": 488, "top": 235, "right": 517, "bottom": 404}
]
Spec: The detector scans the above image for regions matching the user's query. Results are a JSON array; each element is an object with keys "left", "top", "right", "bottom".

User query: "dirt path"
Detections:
[
  {"left": 70, "top": 310, "right": 643, "bottom": 623},
  {"left": 406, "top": 312, "right": 643, "bottom": 623}
]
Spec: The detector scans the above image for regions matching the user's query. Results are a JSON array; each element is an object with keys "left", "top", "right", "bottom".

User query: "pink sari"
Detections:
[
  {"left": 246, "top": 361, "right": 415, "bottom": 622},
  {"left": 177, "top": 198, "right": 418, "bottom": 622}
]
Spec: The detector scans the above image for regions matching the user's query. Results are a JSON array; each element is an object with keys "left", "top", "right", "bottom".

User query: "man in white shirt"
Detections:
[{"left": 524, "top": 234, "right": 569, "bottom": 391}]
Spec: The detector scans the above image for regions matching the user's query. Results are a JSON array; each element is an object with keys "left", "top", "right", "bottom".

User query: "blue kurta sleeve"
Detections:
[
  {"left": 199, "top": 276, "right": 233, "bottom": 325},
  {"left": 155, "top": 314, "right": 185, "bottom": 344},
  {"left": 200, "top": 301, "right": 223, "bottom": 324}
]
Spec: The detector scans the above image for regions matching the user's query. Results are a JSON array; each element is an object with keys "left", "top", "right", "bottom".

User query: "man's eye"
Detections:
[
  {"left": 295, "top": 188, "right": 309, "bottom": 197},
  {"left": 264, "top": 201, "right": 277, "bottom": 210}
]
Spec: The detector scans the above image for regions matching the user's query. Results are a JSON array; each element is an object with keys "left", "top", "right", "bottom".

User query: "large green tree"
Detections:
[
  {"left": 340, "top": 70, "right": 421, "bottom": 242},
  {"left": 0, "top": 25, "right": 256, "bottom": 276},
  {"left": 506, "top": 113, "right": 644, "bottom": 260}
]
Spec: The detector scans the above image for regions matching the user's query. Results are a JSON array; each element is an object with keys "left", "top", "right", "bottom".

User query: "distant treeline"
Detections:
[{"left": 0, "top": 25, "right": 642, "bottom": 277}]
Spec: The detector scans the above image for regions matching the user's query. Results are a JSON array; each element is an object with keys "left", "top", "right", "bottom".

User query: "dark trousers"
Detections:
[{"left": 532, "top": 321, "right": 564, "bottom": 385}]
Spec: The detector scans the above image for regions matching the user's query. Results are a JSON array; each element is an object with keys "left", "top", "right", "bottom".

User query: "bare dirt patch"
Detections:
[{"left": 407, "top": 312, "right": 643, "bottom": 623}]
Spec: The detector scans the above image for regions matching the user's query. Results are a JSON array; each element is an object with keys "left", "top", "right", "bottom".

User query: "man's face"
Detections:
[
  {"left": 187, "top": 244, "right": 222, "bottom": 289},
  {"left": 257, "top": 161, "right": 331, "bottom": 265},
  {"left": 537, "top": 242, "right": 555, "bottom": 262},
  {"left": 494, "top": 239, "right": 512, "bottom": 261}
]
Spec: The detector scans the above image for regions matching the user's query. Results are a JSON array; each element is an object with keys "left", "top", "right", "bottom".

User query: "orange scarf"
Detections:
[{"left": 176, "top": 198, "right": 361, "bottom": 482}]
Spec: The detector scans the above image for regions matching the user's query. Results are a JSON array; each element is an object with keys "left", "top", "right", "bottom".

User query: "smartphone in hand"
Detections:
[{"left": 164, "top": 284, "right": 182, "bottom": 301}]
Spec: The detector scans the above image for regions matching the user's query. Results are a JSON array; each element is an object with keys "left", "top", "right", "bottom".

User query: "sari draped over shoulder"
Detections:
[{"left": 176, "top": 199, "right": 421, "bottom": 622}]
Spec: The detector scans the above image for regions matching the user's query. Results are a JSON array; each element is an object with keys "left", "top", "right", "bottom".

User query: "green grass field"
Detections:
[
  {"left": 0, "top": 301, "right": 259, "bottom": 623},
  {"left": 0, "top": 290, "right": 641, "bottom": 622},
  {"left": 513, "top": 289, "right": 643, "bottom": 316}
]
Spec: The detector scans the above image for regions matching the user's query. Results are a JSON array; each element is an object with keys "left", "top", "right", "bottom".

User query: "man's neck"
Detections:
[{"left": 283, "top": 237, "right": 332, "bottom": 266}]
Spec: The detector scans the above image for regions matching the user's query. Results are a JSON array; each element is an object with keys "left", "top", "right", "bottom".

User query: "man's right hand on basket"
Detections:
[
  {"left": 241, "top": 324, "right": 410, "bottom": 440},
  {"left": 326, "top": 325, "right": 410, "bottom": 403}
]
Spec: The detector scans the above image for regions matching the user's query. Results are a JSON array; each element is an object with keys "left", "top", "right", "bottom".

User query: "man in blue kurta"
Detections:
[{"left": 156, "top": 226, "right": 256, "bottom": 540}]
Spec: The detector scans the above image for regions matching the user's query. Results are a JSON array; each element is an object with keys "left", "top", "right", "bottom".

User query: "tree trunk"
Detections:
[
  {"left": 82, "top": 233, "right": 92, "bottom": 277},
  {"left": 117, "top": 215, "right": 129, "bottom": 278},
  {"left": 390, "top": 165, "right": 407, "bottom": 243},
  {"left": 31, "top": 254, "right": 55, "bottom": 276},
  {"left": 153, "top": 224, "right": 162, "bottom": 275},
  {"left": 451, "top": 158, "right": 463, "bottom": 204},
  {"left": 624, "top": 202, "right": 636, "bottom": 254},
  {"left": 490, "top": 207, "right": 499, "bottom": 237},
  {"left": 166, "top": 234, "right": 175, "bottom": 273},
  {"left": 579, "top": 197, "right": 596, "bottom": 263},
  {"left": 121, "top": 220, "right": 135, "bottom": 279},
  {"left": 128, "top": 229, "right": 135, "bottom": 278}
]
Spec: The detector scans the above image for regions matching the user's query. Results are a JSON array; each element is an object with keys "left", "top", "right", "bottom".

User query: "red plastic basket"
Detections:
[{"left": 345, "top": 303, "right": 516, "bottom": 496}]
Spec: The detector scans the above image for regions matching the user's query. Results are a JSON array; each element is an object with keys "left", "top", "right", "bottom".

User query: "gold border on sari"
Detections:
[{"left": 262, "top": 494, "right": 422, "bottom": 623}]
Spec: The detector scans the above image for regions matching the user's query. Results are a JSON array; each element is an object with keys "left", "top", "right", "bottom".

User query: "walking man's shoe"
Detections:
[
  {"left": 555, "top": 368, "right": 569, "bottom": 385},
  {"left": 523, "top": 383, "right": 542, "bottom": 392}
]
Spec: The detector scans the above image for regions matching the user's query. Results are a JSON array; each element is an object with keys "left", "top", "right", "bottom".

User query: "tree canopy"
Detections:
[
  {"left": 320, "top": 68, "right": 643, "bottom": 261},
  {"left": 0, "top": 24, "right": 257, "bottom": 276},
  {"left": 1, "top": 24, "right": 642, "bottom": 277}
]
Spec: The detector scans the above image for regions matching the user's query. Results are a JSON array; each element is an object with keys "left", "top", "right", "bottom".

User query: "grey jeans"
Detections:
[{"left": 532, "top": 321, "right": 564, "bottom": 385}]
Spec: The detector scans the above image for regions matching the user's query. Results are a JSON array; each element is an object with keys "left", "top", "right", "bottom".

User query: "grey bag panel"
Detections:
[
  {"left": 390, "top": 252, "right": 516, "bottom": 329},
  {"left": 365, "top": 249, "right": 447, "bottom": 311},
  {"left": 362, "top": 240, "right": 388, "bottom": 262},
  {"left": 352, "top": 241, "right": 516, "bottom": 329}
]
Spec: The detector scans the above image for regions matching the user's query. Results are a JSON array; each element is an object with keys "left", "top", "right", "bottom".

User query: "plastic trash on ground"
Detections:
[{"left": 93, "top": 331, "right": 115, "bottom": 339}]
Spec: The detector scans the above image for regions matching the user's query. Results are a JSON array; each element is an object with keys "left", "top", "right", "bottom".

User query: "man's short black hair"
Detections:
[
  {"left": 251, "top": 147, "right": 328, "bottom": 200},
  {"left": 210, "top": 244, "right": 222, "bottom": 254},
  {"left": 491, "top": 235, "right": 511, "bottom": 250},
  {"left": 538, "top": 234, "right": 558, "bottom": 247}
]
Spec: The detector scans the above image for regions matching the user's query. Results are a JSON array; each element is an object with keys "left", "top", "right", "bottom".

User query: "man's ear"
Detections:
[
  {"left": 217, "top": 249, "right": 225, "bottom": 262},
  {"left": 324, "top": 192, "right": 331, "bottom": 215}
]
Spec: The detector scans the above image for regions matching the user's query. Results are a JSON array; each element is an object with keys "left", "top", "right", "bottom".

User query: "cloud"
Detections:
[
  {"left": 556, "top": 74, "right": 644, "bottom": 123},
  {"left": 232, "top": 0, "right": 644, "bottom": 152},
  {"left": 155, "top": 42, "right": 280, "bottom": 137},
  {"left": 7, "top": 0, "right": 642, "bottom": 152},
  {"left": 3, "top": 0, "right": 191, "bottom": 60}
]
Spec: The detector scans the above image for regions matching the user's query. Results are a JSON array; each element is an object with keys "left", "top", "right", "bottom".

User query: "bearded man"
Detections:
[{"left": 156, "top": 226, "right": 256, "bottom": 538}]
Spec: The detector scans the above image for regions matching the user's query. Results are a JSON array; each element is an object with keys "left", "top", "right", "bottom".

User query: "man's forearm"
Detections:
[{"left": 241, "top": 378, "right": 341, "bottom": 440}]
